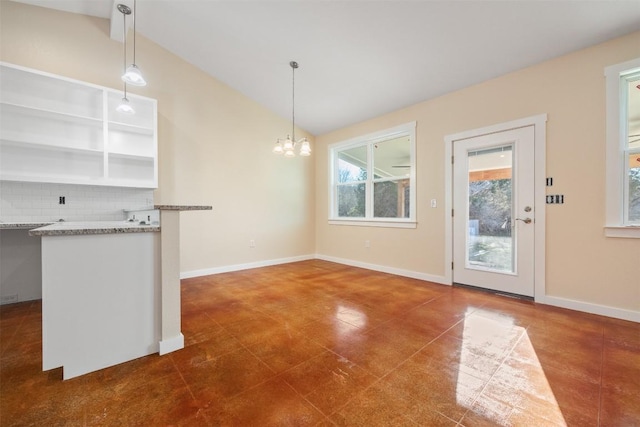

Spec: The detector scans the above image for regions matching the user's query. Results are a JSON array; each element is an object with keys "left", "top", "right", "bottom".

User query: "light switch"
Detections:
[{"left": 430, "top": 199, "right": 437, "bottom": 208}]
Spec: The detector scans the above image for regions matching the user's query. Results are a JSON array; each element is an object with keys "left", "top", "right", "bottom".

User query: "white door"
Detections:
[{"left": 453, "top": 126, "right": 535, "bottom": 297}]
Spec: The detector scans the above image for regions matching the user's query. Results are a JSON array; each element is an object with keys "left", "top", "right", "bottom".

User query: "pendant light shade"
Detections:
[
  {"left": 273, "top": 61, "right": 311, "bottom": 157},
  {"left": 121, "top": 0, "right": 146, "bottom": 87},
  {"left": 122, "top": 64, "right": 146, "bottom": 86},
  {"left": 116, "top": 4, "right": 135, "bottom": 114},
  {"left": 116, "top": 95, "right": 135, "bottom": 114}
]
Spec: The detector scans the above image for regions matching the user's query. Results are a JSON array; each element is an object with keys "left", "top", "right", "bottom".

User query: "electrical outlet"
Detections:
[
  {"left": 365, "top": 240, "right": 370, "bottom": 248},
  {"left": 1, "top": 294, "right": 18, "bottom": 304},
  {"left": 59, "top": 196, "right": 66, "bottom": 205},
  {"left": 249, "top": 239, "right": 256, "bottom": 248}
]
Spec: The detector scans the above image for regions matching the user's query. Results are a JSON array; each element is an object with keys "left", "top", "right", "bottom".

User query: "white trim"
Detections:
[
  {"left": 178, "top": 254, "right": 639, "bottom": 323},
  {"left": 328, "top": 219, "right": 417, "bottom": 229},
  {"left": 315, "top": 254, "right": 449, "bottom": 285},
  {"left": 604, "top": 226, "right": 640, "bottom": 238},
  {"left": 328, "top": 121, "right": 417, "bottom": 224},
  {"left": 542, "top": 295, "right": 640, "bottom": 323},
  {"left": 159, "top": 333, "right": 184, "bottom": 355},
  {"left": 605, "top": 57, "right": 640, "bottom": 230},
  {"left": 180, "top": 254, "right": 315, "bottom": 279},
  {"left": 327, "top": 121, "right": 417, "bottom": 151},
  {"left": 444, "top": 114, "right": 547, "bottom": 302}
]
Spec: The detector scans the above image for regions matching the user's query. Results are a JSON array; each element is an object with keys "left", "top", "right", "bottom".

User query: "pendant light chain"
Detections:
[
  {"left": 116, "top": 3, "right": 135, "bottom": 114},
  {"left": 292, "top": 62, "right": 296, "bottom": 142},
  {"left": 122, "top": 9, "right": 127, "bottom": 99},
  {"left": 133, "top": 0, "right": 137, "bottom": 65}
]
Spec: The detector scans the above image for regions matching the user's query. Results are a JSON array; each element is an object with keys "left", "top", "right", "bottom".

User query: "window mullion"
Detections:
[{"left": 366, "top": 142, "right": 373, "bottom": 219}]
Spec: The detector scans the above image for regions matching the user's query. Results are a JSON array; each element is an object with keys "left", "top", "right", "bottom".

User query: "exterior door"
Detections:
[{"left": 453, "top": 126, "right": 535, "bottom": 297}]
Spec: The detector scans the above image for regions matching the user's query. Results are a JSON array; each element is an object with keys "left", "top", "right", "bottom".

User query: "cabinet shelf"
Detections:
[
  {"left": 108, "top": 121, "right": 154, "bottom": 135},
  {"left": 1, "top": 101, "right": 103, "bottom": 126},
  {"left": 0, "top": 62, "right": 157, "bottom": 189},
  {"left": 1, "top": 135, "right": 104, "bottom": 155},
  {"left": 108, "top": 151, "right": 155, "bottom": 161},
  {"left": 0, "top": 172, "right": 106, "bottom": 185}
]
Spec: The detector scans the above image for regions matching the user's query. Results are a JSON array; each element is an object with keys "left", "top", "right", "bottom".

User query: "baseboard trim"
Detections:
[
  {"left": 179, "top": 255, "right": 638, "bottom": 323},
  {"left": 180, "top": 254, "right": 315, "bottom": 279},
  {"left": 542, "top": 295, "right": 639, "bottom": 323},
  {"left": 315, "top": 254, "right": 449, "bottom": 285},
  {"left": 159, "top": 333, "right": 184, "bottom": 355}
]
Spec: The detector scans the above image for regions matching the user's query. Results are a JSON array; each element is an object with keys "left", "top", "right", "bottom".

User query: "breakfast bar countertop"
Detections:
[
  {"left": 0, "top": 222, "right": 54, "bottom": 230},
  {"left": 28, "top": 221, "right": 160, "bottom": 237},
  {"left": 154, "top": 205, "right": 212, "bottom": 211}
]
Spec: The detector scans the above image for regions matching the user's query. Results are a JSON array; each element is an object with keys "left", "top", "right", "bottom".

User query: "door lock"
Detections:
[
  {"left": 515, "top": 217, "right": 532, "bottom": 224},
  {"left": 524, "top": 206, "right": 532, "bottom": 212}
]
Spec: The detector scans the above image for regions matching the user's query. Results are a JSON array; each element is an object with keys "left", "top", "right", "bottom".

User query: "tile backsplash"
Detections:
[{"left": 0, "top": 181, "right": 154, "bottom": 222}]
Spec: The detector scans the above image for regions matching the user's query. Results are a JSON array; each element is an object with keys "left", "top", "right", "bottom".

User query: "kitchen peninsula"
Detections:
[{"left": 28, "top": 205, "right": 211, "bottom": 380}]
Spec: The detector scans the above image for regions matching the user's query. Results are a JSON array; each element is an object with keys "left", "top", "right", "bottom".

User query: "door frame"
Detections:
[{"left": 444, "top": 114, "right": 547, "bottom": 302}]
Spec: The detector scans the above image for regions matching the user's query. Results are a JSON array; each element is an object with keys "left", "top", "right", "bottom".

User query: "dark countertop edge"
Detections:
[
  {"left": 0, "top": 223, "right": 53, "bottom": 230},
  {"left": 29, "top": 226, "right": 160, "bottom": 237},
  {"left": 154, "top": 205, "right": 212, "bottom": 211}
]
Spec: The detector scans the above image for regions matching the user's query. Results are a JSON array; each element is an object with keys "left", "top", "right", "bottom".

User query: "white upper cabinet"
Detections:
[{"left": 0, "top": 62, "right": 158, "bottom": 188}]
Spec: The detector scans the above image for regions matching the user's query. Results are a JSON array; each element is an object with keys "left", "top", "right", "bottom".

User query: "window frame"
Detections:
[
  {"left": 328, "top": 122, "right": 417, "bottom": 228},
  {"left": 605, "top": 57, "right": 640, "bottom": 238}
]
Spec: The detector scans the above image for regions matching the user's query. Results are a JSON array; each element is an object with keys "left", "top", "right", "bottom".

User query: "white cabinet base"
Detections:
[
  {"left": 159, "top": 333, "right": 184, "bottom": 355},
  {"left": 41, "top": 232, "right": 160, "bottom": 380}
]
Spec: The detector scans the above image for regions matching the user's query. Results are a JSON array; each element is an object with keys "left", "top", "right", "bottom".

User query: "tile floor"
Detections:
[{"left": 1, "top": 260, "right": 639, "bottom": 426}]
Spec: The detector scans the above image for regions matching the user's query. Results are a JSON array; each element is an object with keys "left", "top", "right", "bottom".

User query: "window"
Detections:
[
  {"left": 329, "top": 122, "right": 416, "bottom": 227},
  {"left": 605, "top": 58, "right": 640, "bottom": 238}
]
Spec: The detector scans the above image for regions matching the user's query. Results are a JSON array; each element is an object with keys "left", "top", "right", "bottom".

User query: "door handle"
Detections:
[{"left": 515, "top": 217, "right": 532, "bottom": 224}]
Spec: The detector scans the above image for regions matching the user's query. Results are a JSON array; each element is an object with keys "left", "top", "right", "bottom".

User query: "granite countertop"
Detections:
[
  {"left": 28, "top": 221, "right": 160, "bottom": 237},
  {"left": 3, "top": 205, "right": 210, "bottom": 235},
  {"left": 154, "top": 205, "right": 212, "bottom": 211},
  {"left": 0, "top": 222, "right": 54, "bottom": 230}
]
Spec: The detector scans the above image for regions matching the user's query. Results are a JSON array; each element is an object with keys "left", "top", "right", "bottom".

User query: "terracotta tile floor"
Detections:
[{"left": 1, "top": 260, "right": 639, "bottom": 426}]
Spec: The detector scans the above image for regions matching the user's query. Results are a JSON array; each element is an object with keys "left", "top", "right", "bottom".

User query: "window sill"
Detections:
[
  {"left": 604, "top": 226, "right": 640, "bottom": 239},
  {"left": 328, "top": 219, "right": 417, "bottom": 229}
]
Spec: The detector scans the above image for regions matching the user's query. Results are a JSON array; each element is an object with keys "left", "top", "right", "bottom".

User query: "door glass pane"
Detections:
[{"left": 467, "top": 145, "right": 514, "bottom": 272}]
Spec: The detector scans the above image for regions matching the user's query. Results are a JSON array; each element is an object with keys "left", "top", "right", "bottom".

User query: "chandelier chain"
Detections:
[{"left": 291, "top": 62, "right": 296, "bottom": 142}]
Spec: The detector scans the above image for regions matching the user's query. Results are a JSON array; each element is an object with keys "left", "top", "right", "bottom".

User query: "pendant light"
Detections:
[
  {"left": 116, "top": 4, "right": 135, "bottom": 114},
  {"left": 121, "top": 0, "right": 146, "bottom": 87},
  {"left": 273, "top": 61, "right": 311, "bottom": 157}
]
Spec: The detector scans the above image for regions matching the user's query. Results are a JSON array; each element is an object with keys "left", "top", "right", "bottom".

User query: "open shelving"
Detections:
[{"left": 0, "top": 62, "right": 157, "bottom": 188}]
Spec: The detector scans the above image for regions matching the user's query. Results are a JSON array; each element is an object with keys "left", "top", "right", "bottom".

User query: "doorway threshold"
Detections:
[{"left": 453, "top": 282, "right": 534, "bottom": 302}]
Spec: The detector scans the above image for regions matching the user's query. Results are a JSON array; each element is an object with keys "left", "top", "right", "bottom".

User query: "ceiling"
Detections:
[{"left": 11, "top": 0, "right": 640, "bottom": 136}]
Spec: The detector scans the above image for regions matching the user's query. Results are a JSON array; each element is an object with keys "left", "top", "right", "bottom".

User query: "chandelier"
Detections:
[{"left": 273, "top": 61, "right": 311, "bottom": 157}]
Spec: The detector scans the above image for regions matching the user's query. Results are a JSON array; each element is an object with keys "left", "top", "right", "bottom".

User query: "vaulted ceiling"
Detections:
[{"left": 12, "top": 0, "right": 640, "bottom": 136}]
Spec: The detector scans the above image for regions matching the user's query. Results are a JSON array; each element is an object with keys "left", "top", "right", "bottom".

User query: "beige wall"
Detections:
[
  {"left": 0, "top": 1, "right": 316, "bottom": 273},
  {"left": 316, "top": 31, "right": 640, "bottom": 315}
]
